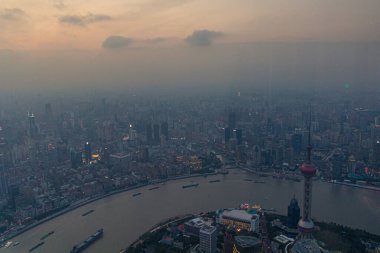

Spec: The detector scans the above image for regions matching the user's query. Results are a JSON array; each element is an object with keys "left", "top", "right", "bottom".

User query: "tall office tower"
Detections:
[
  {"left": 375, "top": 116, "right": 380, "bottom": 127},
  {"left": 28, "top": 112, "right": 38, "bottom": 138},
  {"left": 199, "top": 225, "right": 217, "bottom": 253},
  {"left": 291, "top": 133, "right": 303, "bottom": 155},
  {"left": 236, "top": 128, "right": 243, "bottom": 145},
  {"left": 224, "top": 127, "right": 231, "bottom": 144},
  {"left": 228, "top": 112, "right": 236, "bottom": 130},
  {"left": 297, "top": 118, "right": 316, "bottom": 238},
  {"left": 146, "top": 124, "right": 153, "bottom": 144},
  {"left": 371, "top": 124, "right": 380, "bottom": 165},
  {"left": 161, "top": 122, "right": 169, "bottom": 141},
  {"left": 287, "top": 197, "right": 301, "bottom": 229},
  {"left": 84, "top": 142, "right": 92, "bottom": 164},
  {"left": 129, "top": 125, "right": 137, "bottom": 141},
  {"left": 45, "top": 103, "right": 53, "bottom": 122},
  {"left": 153, "top": 124, "right": 160, "bottom": 144},
  {"left": 70, "top": 149, "right": 81, "bottom": 169},
  {"left": 0, "top": 154, "right": 7, "bottom": 196}
]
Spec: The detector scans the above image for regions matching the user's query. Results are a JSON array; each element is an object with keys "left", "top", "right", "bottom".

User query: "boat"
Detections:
[
  {"left": 70, "top": 228, "right": 103, "bottom": 253},
  {"left": 13, "top": 241, "right": 20, "bottom": 247},
  {"left": 148, "top": 186, "right": 160, "bottom": 191},
  {"left": 29, "top": 242, "right": 44, "bottom": 252},
  {"left": 253, "top": 180, "right": 266, "bottom": 184},
  {"left": 4, "top": 241, "right": 12, "bottom": 248},
  {"left": 132, "top": 192, "right": 142, "bottom": 197},
  {"left": 182, "top": 183, "right": 199, "bottom": 189},
  {"left": 244, "top": 179, "right": 253, "bottom": 182},
  {"left": 40, "top": 230, "right": 55, "bottom": 240},
  {"left": 208, "top": 179, "right": 221, "bottom": 183},
  {"left": 82, "top": 210, "right": 95, "bottom": 217}
]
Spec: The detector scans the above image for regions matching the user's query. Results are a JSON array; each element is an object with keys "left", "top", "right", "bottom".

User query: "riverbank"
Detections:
[
  {"left": 1, "top": 171, "right": 379, "bottom": 253},
  {"left": 1, "top": 172, "right": 218, "bottom": 242},
  {"left": 327, "top": 180, "right": 380, "bottom": 192},
  {"left": 241, "top": 166, "right": 380, "bottom": 192},
  {"left": 125, "top": 211, "right": 380, "bottom": 253}
]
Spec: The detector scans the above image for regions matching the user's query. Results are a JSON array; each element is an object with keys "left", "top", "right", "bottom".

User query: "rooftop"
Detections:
[
  {"left": 234, "top": 236, "right": 261, "bottom": 248},
  {"left": 186, "top": 217, "right": 206, "bottom": 228},
  {"left": 200, "top": 225, "right": 217, "bottom": 234},
  {"left": 222, "top": 209, "right": 258, "bottom": 222}
]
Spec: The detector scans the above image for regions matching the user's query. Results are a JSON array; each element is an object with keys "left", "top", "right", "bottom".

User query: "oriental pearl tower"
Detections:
[{"left": 297, "top": 112, "right": 316, "bottom": 239}]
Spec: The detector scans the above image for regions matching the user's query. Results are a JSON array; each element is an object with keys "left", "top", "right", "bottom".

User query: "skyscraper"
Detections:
[
  {"left": 371, "top": 124, "right": 380, "bottom": 165},
  {"left": 287, "top": 197, "right": 300, "bottom": 229},
  {"left": 153, "top": 124, "right": 160, "bottom": 144},
  {"left": 199, "top": 225, "right": 217, "bottom": 253},
  {"left": 28, "top": 112, "right": 38, "bottom": 138},
  {"left": 161, "top": 122, "right": 169, "bottom": 141},
  {"left": 224, "top": 127, "right": 231, "bottom": 144},
  {"left": 236, "top": 128, "right": 243, "bottom": 145},
  {"left": 84, "top": 142, "right": 92, "bottom": 164},
  {"left": 228, "top": 112, "right": 236, "bottom": 130},
  {"left": 146, "top": 123, "right": 153, "bottom": 144}
]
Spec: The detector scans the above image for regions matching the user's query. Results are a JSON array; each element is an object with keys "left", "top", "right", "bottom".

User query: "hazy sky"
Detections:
[{"left": 0, "top": 0, "right": 379, "bottom": 92}]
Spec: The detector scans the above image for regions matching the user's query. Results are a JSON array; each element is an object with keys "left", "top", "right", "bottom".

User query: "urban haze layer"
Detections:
[{"left": 0, "top": 89, "right": 379, "bottom": 253}]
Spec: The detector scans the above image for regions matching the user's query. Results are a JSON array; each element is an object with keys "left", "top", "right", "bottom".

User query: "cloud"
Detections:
[
  {"left": 185, "top": 29, "right": 223, "bottom": 46},
  {"left": 102, "top": 36, "right": 132, "bottom": 49},
  {"left": 0, "top": 8, "right": 26, "bottom": 21},
  {"left": 59, "top": 13, "right": 112, "bottom": 26},
  {"left": 53, "top": 0, "right": 66, "bottom": 10}
]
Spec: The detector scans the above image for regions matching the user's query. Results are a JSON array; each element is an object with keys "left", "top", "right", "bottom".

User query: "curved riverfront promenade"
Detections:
[{"left": 1, "top": 171, "right": 380, "bottom": 253}]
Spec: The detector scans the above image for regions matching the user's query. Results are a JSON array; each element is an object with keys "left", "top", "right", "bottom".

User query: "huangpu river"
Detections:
[{"left": 1, "top": 171, "right": 380, "bottom": 253}]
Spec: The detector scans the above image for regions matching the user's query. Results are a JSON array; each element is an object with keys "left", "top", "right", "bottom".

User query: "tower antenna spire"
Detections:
[{"left": 307, "top": 105, "right": 312, "bottom": 163}]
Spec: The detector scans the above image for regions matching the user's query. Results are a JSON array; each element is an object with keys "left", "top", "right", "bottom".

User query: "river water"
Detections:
[{"left": 2, "top": 171, "right": 380, "bottom": 253}]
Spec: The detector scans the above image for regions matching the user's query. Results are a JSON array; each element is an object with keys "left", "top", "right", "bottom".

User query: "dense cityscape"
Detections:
[
  {"left": 2, "top": 0, "right": 380, "bottom": 252},
  {"left": 0, "top": 89, "right": 379, "bottom": 252}
]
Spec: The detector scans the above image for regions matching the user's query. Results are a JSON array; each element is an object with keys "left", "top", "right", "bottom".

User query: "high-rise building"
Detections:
[
  {"left": 371, "top": 125, "right": 380, "bottom": 165},
  {"left": 236, "top": 129, "right": 243, "bottom": 145},
  {"left": 199, "top": 225, "right": 217, "bottom": 253},
  {"left": 228, "top": 112, "right": 236, "bottom": 130},
  {"left": 161, "top": 122, "right": 169, "bottom": 141},
  {"left": 0, "top": 154, "right": 7, "bottom": 196},
  {"left": 28, "top": 112, "right": 38, "bottom": 138},
  {"left": 224, "top": 127, "right": 231, "bottom": 144},
  {"left": 153, "top": 124, "right": 160, "bottom": 144},
  {"left": 375, "top": 116, "right": 380, "bottom": 127},
  {"left": 84, "top": 142, "right": 92, "bottom": 163},
  {"left": 291, "top": 133, "right": 303, "bottom": 155},
  {"left": 44, "top": 103, "right": 53, "bottom": 123},
  {"left": 146, "top": 124, "right": 153, "bottom": 144},
  {"left": 70, "top": 149, "right": 82, "bottom": 169},
  {"left": 287, "top": 197, "right": 300, "bottom": 229}
]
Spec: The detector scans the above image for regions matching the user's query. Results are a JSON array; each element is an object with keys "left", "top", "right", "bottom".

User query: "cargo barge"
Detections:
[
  {"left": 81, "top": 210, "right": 94, "bottom": 217},
  {"left": 182, "top": 183, "right": 199, "bottom": 189},
  {"left": 29, "top": 242, "right": 44, "bottom": 252},
  {"left": 40, "top": 230, "right": 55, "bottom": 240},
  {"left": 70, "top": 228, "right": 103, "bottom": 253}
]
